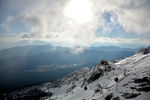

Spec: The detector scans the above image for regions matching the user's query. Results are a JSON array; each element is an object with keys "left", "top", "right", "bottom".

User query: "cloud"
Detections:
[
  {"left": 18, "top": 0, "right": 96, "bottom": 47},
  {"left": 70, "top": 47, "right": 84, "bottom": 54},
  {"left": 92, "top": 0, "right": 150, "bottom": 34},
  {"left": 0, "top": 0, "right": 150, "bottom": 48}
]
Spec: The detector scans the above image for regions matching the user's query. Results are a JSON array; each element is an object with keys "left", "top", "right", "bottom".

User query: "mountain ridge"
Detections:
[{"left": 6, "top": 46, "right": 150, "bottom": 100}]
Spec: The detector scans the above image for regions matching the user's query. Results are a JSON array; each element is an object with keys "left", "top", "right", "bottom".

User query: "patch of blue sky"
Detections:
[
  {"left": 12, "top": 22, "right": 30, "bottom": 34},
  {"left": 95, "top": 11, "right": 147, "bottom": 40},
  {"left": 0, "top": 21, "right": 30, "bottom": 36}
]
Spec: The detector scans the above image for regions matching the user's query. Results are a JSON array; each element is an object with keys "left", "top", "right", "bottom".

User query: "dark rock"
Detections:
[
  {"left": 122, "top": 92, "right": 140, "bottom": 99},
  {"left": 112, "top": 96, "right": 120, "bottom": 100},
  {"left": 130, "top": 87, "right": 136, "bottom": 89},
  {"left": 94, "top": 89, "right": 100, "bottom": 93},
  {"left": 105, "top": 93, "right": 113, "bottom": 100},
  {"left": 136, "top": 85, "right": 150, "bottom": 92},
  {"left": 138, "top": 46, "right": 150, "bottom": 54},
  {"left": 88, "top": 72, "right": 103, "bottom": 83},
  {"left": 134, "top": 77, "right": 150, "bottom": 83},
  {"left": 143, "top": 46, "right": 150, "bottom": 54},
  {"left": 87, "top": 60, "right": 115, "bottom": 83},
  {"left": 101, "top": 59, "right": 108, "bottom": 66},
  {"left": 131, "top": 76, "right": 150, "bottom": 92},
  {"left": 138, "top": 48, "right": 145, "bottom": 53}
]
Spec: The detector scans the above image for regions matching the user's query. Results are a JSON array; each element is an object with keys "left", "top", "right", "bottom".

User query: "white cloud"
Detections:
[
  {"left": 70, "top": 47, "right": 84, "bottom": 54},
  {"left": 1, "top": 0, "right": 150, "bottom": 48},
  {"left": 92, "top": 0, "right": 150, "bottom": 34}
]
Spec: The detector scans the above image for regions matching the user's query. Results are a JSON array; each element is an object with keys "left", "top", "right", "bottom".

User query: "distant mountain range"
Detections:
[{"left": 0, "top": 40, "right": 49, "bottom": 50}]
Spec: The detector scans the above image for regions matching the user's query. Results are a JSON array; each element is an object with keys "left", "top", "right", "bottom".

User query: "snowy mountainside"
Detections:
[
  {"left": 52, "top": 53, "right": 150, "bottom": 100},
  {"left": 7, "top": 48, "right": 150, "bottom": 100},
  {"left": 48, "top": 50, "right": 150, "bottom": 100},
  {"left": 40, "top": 67, "right": 91, "bottom": 96}
]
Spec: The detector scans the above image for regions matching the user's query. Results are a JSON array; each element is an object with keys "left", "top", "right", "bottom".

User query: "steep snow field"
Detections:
[{"left": 44, "top": 53, "right": 150, "bottom": 100}]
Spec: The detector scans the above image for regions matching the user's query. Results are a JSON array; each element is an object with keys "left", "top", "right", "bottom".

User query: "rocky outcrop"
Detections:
[
  {"left": 87, "top": 60, "right": 115, "bottom": 83},
  {"left": 132, "top": 77, "right": 150, "bottom": 92},
  {"left": 122, "top": 92, "right": 141, "bottom": 99},
  {"left": 138, "top": 46, "right": 150, "bottom": 54}
]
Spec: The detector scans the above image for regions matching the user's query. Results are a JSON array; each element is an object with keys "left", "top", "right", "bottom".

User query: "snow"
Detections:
[
  {"left": 46, "top": 52, "right": 150, "bottom": 100},
  {"left": 8, "top": 51, "right": 150, "bottom": 100}
]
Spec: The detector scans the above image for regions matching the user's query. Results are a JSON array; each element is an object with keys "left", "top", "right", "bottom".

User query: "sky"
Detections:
[{"left": 0, "top": 0, "right": 150, "bottom": 49}]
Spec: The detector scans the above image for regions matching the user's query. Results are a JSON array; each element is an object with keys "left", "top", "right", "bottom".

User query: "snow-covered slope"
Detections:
[
  {"left": 48, "top": 53, "right": 150, "bottom": 100},
  {"left": 7, "top": 47, "right": 150, "bottom": 100}
]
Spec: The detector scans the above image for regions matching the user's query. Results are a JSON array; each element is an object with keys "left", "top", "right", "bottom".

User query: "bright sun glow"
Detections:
[{"left": 64, "top": 0, "right": 92, "bottom": 23}]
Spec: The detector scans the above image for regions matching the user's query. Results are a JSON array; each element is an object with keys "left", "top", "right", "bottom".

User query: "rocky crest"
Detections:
[{"left": 138, "top": 46, "right": 150, "bottom": 54}]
